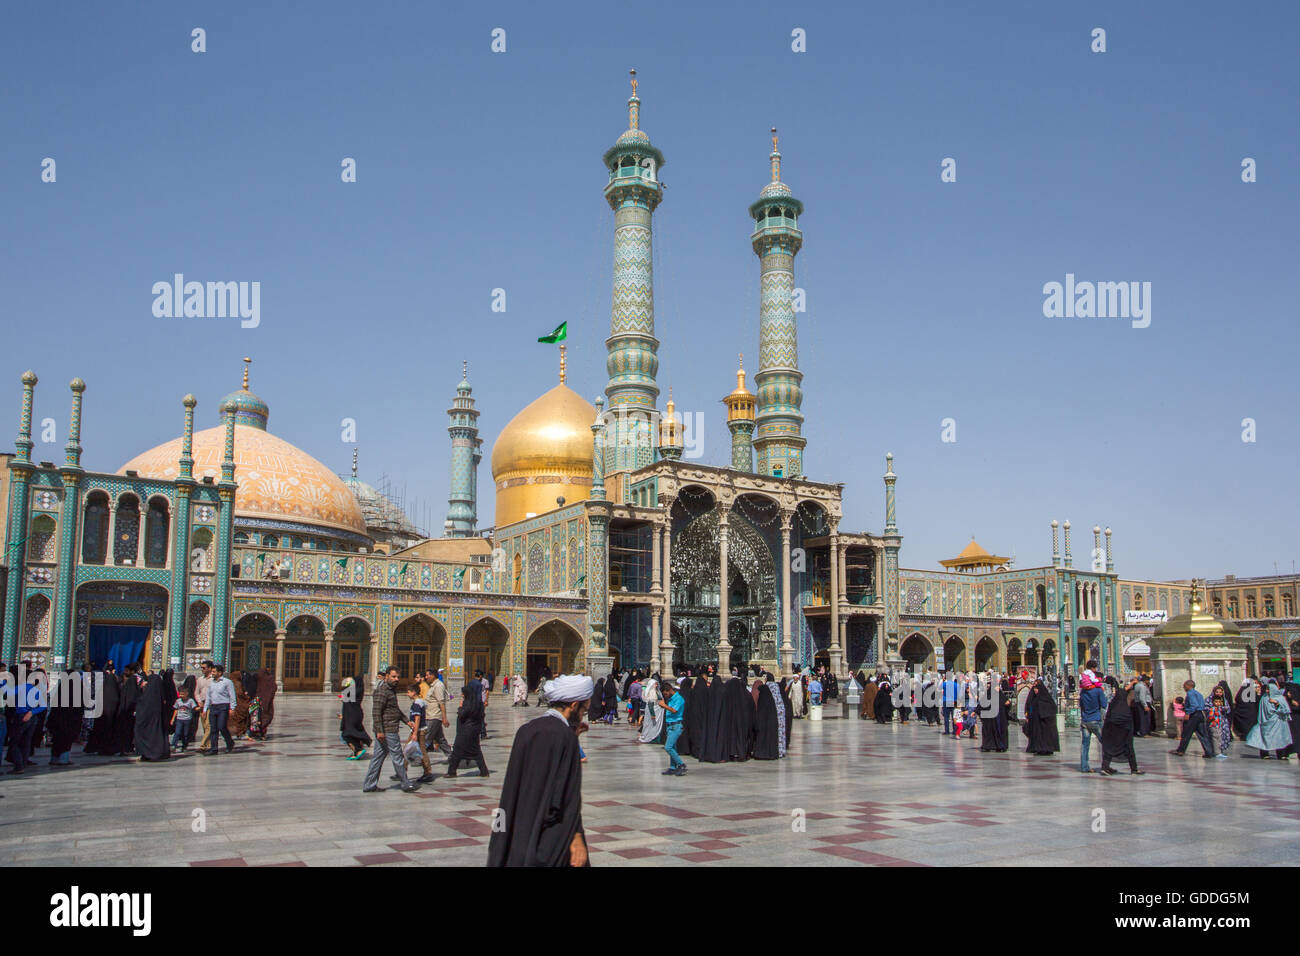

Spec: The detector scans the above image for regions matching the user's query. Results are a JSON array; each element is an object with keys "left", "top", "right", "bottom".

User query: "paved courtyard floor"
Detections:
[{"left": 2, "top": 695, "right": 1298, "bottom": 867}]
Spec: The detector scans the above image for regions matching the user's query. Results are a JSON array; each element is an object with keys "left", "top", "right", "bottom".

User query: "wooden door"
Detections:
[{"left": 339, "top": 644, "right": 359, "bottom": 682}]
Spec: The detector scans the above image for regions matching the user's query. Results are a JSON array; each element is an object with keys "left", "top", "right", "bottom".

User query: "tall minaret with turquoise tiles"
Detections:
[
  {"left": 601, "top": 70, "right": 664, "bottom": 491},
  {"left": 445, "top": 362, "right": 480, "bottom": 537},
  {"left": 751, "top": 128, "right": 806, "bottom": 478}
]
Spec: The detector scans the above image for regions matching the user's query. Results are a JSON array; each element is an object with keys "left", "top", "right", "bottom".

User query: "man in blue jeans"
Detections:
[
  {"left": 1170, "top": 679, "right": 1215, "bottom": 758},
  {"left": 941, "top": 673, "right": 960, "bottom": 735},
  {"left": 8, "top": 669, "right": 46, "bottom": 775},
  {"left": 203, "top": 663, "right": 236, "bottom": 756},
  {"left": 660, "top": 679, "right": 686, "bottom": 776},
  {"left": 1078, "top": 677, "right": 1107, "bottom": 772}
]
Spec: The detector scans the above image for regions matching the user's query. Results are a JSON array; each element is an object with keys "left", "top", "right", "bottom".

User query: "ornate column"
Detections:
[
  {"left": 650, "top": 517, "right": 661, "bottom": 592},
  {"left": 717, "top": 505, "right": 731, "bottom": 673},
  {"left": 828, "top": 521, "right": 842, "bottom": 676},
  {"left": 882, "top": 454, "right": 902, "bottom": 667},
  {"left": 586, "top": 403, "right": 612, "bottom": 677},
  {"left": 780, "top": 509, "right": 794, "bottom": 675},
  {"left": 660, "top": 501, "right": 674, "bottom": 671},
  {"left": 650, "top": 605, "right": 662, "bottom": 676},
  {"left": 274, "top": 628, "right": 287, "bottom": 692},
  {"left": 168, "top": 395, "right": 197, "bottom": 668},
  {"left": 322, "top": 629, "right": 335, "bottom": 693},
  {"left": 211, "top": 400, "right": 237, "bottom": 666},
  {"left": 52, "top": 378, "right": 86, "bottom": 667}
]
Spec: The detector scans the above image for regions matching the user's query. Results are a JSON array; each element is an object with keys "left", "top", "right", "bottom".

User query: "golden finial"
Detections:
[
  {"left": 627, "top": 69, "right": 640, "bottom": 130},
  {"left": 1190, "top": 578, "right": 1202, "bottom": 613},
  {"left": 771, "top": 126, "right": 779, "bottom": 151},
  {"left": 559, "top": 344, "right": 567, "bottom": 384},
  {"left": 630, "top": 68, "right": 638, "bottom": 96},
  {"left": 666, "top": 385, "right": 674, "bottom": 410},
  {"left": 242, "top": 356, "right": 251, "bottom": 391},
  {"left": 462, "top": 360, "right": 468, "bottom": 379}
]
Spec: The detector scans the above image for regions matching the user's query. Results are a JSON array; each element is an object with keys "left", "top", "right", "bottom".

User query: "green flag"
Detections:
[
  {"left": 400, "top": 562, "right": 409, "bottom": 575},
  {"left": 335, "top": 556, "right": 348, "bottom": 569},
  {"left": 573, "top": 573, "right": 586, "bottom": 587},
  {"left": 538, "top": 321, "right": 567, "bottom": 344}
]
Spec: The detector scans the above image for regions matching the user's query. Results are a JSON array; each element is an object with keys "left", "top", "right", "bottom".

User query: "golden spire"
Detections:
[
  {"left": 737, "top": 352, "right": 746, "bottom": 390},
  {"left": 770, "top": 127, "right": 781, "bottom": 183},
  {"left": 666, "top": 384, "right": 674, "bottom": 413},
  {"left": 242, "top": 356, "right": 251, "bottom": 391},
  {"left": 559, "top": 344, "right": 567, "bottom": 384}
]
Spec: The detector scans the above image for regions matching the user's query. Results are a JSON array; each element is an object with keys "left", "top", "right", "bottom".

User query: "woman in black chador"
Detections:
[
  {"left": 874, "top": 677, "right": 895, "bottom": 723},
  {"left": 588, "top": 678, "right": 606, "bottom": 722},
  {"left": 83, "top": 668, "right": 120, "bottom": 755},
  {"left": 979, "top": 677, "right": 1009, "bottom": 752},
  {"left": 698, "top": 676, "right": 729, "bottom": 763},
  {"left": 1100, "top": 676, "right": 1144, "bottom": 775},
  {"left": 111, "top": 667, "right": 141, "bottom": 755},
  {"left": 724, "top": 676, "right": 755, "bottom": 761},
  {"left": 338, "top": 676, "right": 371, "bottom": 758},
  {"left": 752, "top": 677, "right": 781, "bottom": 760},
  {"left": 446, "top": 679, "right": 490, "bottom": 778},
  {"left": 686, "top": 675, "right": 710, "bottom": 761},
  {"left": 1021, "top": 679, "right": 1059, "bottom": 755},
  {"left": 133, "top": 673, "right": 170, "bottom": 761}
]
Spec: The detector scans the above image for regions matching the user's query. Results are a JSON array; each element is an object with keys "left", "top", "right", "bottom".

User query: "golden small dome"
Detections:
[
  {"left": 491, "top": 382, "right": 597, "bottom": 528},
  {"left": 723, "top": 356, "right": 755, "bottom": 422}
]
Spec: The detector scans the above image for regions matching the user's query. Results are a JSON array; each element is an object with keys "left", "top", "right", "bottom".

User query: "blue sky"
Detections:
[{"left": 2, "top": 1, "right": 1297, "bottom": 580}]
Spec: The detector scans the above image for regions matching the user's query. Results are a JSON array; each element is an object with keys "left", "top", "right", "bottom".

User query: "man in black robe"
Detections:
[
  {"left": 487, "top": 674, "right": 591, "bottom": 867},
  {"left": 133, "top": 673, "right": 170, "bottom": 761}
]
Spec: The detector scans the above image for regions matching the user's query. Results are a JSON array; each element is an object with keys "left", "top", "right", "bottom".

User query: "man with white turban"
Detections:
[{"left": 487, "top": 674, "right": 593, "bottom": 867}]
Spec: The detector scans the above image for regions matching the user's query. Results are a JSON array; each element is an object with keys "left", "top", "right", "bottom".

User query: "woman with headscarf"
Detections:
[
  {"left": 133, "top": 673, "right": 170, "bottom": 761},
  {"left": 859, "top": 675, "right": 877, "bottom": 720},
  {"left": 638, "top": 673, "right": 665, "bottom": 744},
  {"left": 111, "top": 667, "right": 141, "bottom": 756},
  {"left": 698, "top": 675, "right": 729, "bottom": 762},
  {"left": 587, "top": 677, "right": 606, "bottom": 722},
  {"left": 1022, "top": 679, "right": 1059, "bottom": 755},
  {"left": 1099, "top": 676, "right": 1143, "bottom": 775},
  {"left": 779, "top": 675, "right": 793, "bottom": 751},
  {"left": 601, "top": 674, "right": 620, "bottom": 724},
  {"left": 768, "top": 678, "right": 788, "bottom": 758},
  {"left": 685, "top": 675, "right": 710, "bottom": 760},
  {"left": 160, "top": 670, "right": 178, "bottom": 737},
  {"left": 978, "top": 674, "right": 1008, "bottom": 752},
  {"left": 446, "top": 678, "right": 490, "bottom": 777},
  {"left": 875, "top": 676, "right": 895, "bottom": 723},
  {"left": 752, "top": 676, "right": 780, "bottom": 759},
  {"left": 1232, "top": 678, "right": 1260, "bottom": 740},
  {"left": 251, "top": 667, "right": 276, "bottom": 738},
  {"left": 512, "top": 674, "right": 528, "bottom": 706},
  {"left": 83, "top": 667, "right": 120, "bottom": 756},
  {"left": 338, "top": 676, "right": 371, "bottom": 759},
  {"left": 723, "top": 675, "right": 754, "bottom": 760},
  {"left": 1246, "top": 680, "right": 1294, "bottom": 759},
  {"left": 1207, "top": 681, "right": 1233, "bottom": 756},
  {"left": 228, "top": 671, "right": 251, "bottom": 738},
  {"left": 47, "top": 671, "right": 84, "bottom": 766}
]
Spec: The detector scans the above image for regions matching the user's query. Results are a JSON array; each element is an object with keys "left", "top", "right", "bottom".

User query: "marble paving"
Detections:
[{"left": 2, "top": 696, "right": 1297, "bottom": 867}]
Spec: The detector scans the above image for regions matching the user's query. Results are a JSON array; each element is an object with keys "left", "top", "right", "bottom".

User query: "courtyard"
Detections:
[{"left": 2, "top": 695, "right": 1297, "bottom": 867}]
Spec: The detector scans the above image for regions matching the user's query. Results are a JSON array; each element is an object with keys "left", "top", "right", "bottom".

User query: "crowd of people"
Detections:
[{"left": 0, "top": 659, "right": 276, "bottom": 773}]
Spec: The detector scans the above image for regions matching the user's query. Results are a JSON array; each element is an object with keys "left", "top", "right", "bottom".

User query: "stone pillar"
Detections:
[
  {"left": 322, "top": 629, "right": 335, "bottom": 693},
  {"left": 780, "top": 511, "right": 794, "bottom": 675},
  {"left": 274, "top": 629, "right": 287, "bottom": 692},
  {"left": 717, "top": 508, "right": 731, "bottom": 673},
  {"left": 368, "top": 638, "right": 380, "bottom": 688},
  {"left": 828, "top": 524, "right": 842, "bottom": 676},
  {"left": 651, "top": 605, "right": 662, "bottom": 676},
  {"left": 660, "top": 503, "right": 674, "bottom": 671}
]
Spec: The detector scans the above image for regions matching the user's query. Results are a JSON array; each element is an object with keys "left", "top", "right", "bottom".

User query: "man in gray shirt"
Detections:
[{"left": 202, "top": 663, "right": 236, "bottom": 756}]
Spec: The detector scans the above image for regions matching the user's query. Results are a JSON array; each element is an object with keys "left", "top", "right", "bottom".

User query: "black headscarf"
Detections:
[
  {"left": 83, "top": 669, "right": 120, "bottom": 755},
  {"left": 588, "top": 677, "right": 606, "bottom": 721},
  {"left": 340, "top": 676, "right": 370, "bottom": 745},
  {"left": 697, "top": 676, "right": 729, "bottom": 763},
  {"left": 47, "top": 672, "right": 84, "bottom": 757},
  {"left": 1232, "top": 679, "right": 1259, "bottom": 739}
]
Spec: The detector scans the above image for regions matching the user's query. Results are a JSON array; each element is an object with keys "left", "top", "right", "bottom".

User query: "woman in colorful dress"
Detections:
[{"left": 1207, "top": 681, "right": 1233, "bottom": 756}]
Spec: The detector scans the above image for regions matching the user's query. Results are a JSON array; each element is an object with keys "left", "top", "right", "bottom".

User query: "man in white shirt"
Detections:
[{"left": 195, "top": 661, "right": 213, "bottom": 753}]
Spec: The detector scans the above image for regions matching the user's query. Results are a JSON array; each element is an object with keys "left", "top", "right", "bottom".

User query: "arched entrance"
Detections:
[
  {"left": 525, "top": 619, "right": 582, "bottom": 689},
  {"left": 334, "top": 616, "right": 373, "bottom": 690},
  {"left": 77, "top": 582, "right": 168, "bottom": 672},
  {"left": 974, "top": 636, "right": 998, "bottom": 671},
  {"left": 1077, "top": 626, "right": 1100, "bottom": 669},
  {"left": 283, "top": 615, "right": 326, "bottom": 692},
  {"left": 393, "top": 613, "right": 447, "bottom": 690},
  {"left": 942, "top": 635, "right": 965, "bottom": 672},
  {"left": 231, "top": 612, "right": 275, "bottom": 674},
  {"left": 1006, "top": 637, "right": 1023, "bottom": 672},
  {"left": 465, "top": 616, "right": 509, "bottom": 682},
  {"left": 900, "top": 633, "right": 933, "bottom": 672}
]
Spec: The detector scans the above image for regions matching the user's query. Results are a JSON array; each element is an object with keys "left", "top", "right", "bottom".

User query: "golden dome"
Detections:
[
  {"left": 491, "top": 382, "right": 596, "bottom": 529},
  {"left": 120, "top": 425, "right": 368, "bottom": 540},
  {"left": 723, "top": 356, "right": 755, "bottom": 422}
]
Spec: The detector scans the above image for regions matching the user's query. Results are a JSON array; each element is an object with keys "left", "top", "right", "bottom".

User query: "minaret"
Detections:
[
  {"left": 1, "top": 371, "right": 38, "bottom": 662},
  {"left": 751, "top": 128, "right": 806, "bottom": 478},
  {"left": 723, "top": 355, "right": 755, "bottom": 472},
  {"left": 602, "top": 69, "right": 665, "bottom": 489},
  {"left": 445, "top": 361, "right": 480, "bottom": 537}
]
